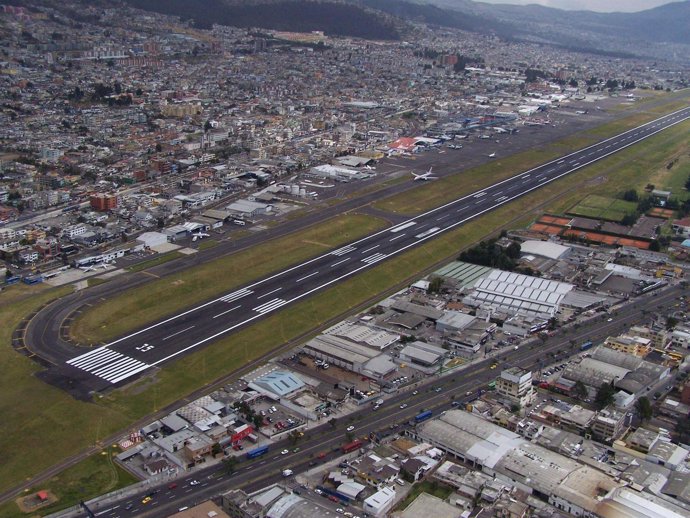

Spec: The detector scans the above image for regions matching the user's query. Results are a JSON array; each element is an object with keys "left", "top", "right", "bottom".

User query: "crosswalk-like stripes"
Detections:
[
  {"left": 253, "top": 298, "right": 288, "bottom": 314},
  {"left": 220, "top": 288, "right": 253, "bottom": 303},
  {"left": 67, "top": 347, "right": 151, "bottom": 384},
  {"left": 331, "top": 245, "right": 356, "bottom": 256},
  {"left": 362, "top": 253, "right": 387, "bottom": 265}
]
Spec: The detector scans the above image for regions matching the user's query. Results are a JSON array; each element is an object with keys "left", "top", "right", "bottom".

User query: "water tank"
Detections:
[
  {"left": 291, "top": 185, "right": 300, "bottom": 195},
  {"left": 299, "top": 188, "right": 307, "bottom": 197}
]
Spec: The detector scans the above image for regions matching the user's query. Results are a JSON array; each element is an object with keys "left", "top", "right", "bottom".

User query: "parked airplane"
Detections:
[
  {"left": 488, "top": 152, "right": 496, "bottom": 158},
  {"left": 412, "top": 167, "right": 437, "bottom": 181},
  {"left": 192, "top": 232, "right": 210, "bottom": 242}
]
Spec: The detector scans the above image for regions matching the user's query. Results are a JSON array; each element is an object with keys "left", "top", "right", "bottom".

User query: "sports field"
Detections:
[{"left": 567, "top": 194, "right": 638, "bottom": 222}]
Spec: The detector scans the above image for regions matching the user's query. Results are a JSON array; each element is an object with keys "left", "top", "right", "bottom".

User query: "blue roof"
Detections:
[
  {"left": 252, "top": 370, "right": 304, "bottom": 397},
  {"left": 681, "top": 239, "right": 690, "bottom": 248}
]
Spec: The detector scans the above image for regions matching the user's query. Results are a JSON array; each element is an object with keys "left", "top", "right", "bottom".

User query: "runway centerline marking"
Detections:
[
  {"left": 296, "top": 271, "right": 319, "bottom": 283},
  {"left": 213, "top": 305, "right": 242, "bottom": 319},
  {"left": 162, "top": 326, "right": 195, "bottom": 341},
  {"left": 257, "top": 287, "right": 282, "bottom": 299}
]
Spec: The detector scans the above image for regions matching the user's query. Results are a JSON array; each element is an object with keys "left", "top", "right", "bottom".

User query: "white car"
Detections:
[
  {"left": 189, "top": 480, "right": 200, "bottom": 486},
  {"left": 399, "top": 403, "right": 408, "bottom": 409},
  {"left": 281, "top": 449, "right": 289, "bottom": 455},
  {"left": 346, "top": 425, "right": 355, "bottom": 432}
]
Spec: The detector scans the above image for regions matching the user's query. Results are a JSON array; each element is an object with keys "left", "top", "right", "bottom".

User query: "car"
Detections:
[
  {"left": 293, "top": 447, "right": 300, "bottom": 453},
  {"left": 607, "top": 318, "right": 613, "bottom": 322},
  {"left": 412, "top": 390, "right": 418, "bottom": 395},
  {"left": 168, "top": 482, "right": 177, "bottom": 489},
  {"left": 125, "top": 503, "right": 133, "bottom": 510},
  {"left": 490, "top": 364, "right": 497, "bottom": 369},
  {"left": 281, "top": 449, "right": 289, "bottom": 455},
  {"left": 141, "top": 496, "right": 152, "bottom": 505},
  {"left": 190, "top": 480, "right": 200, "bottom": 486},
  {"left": 346, "top": 425, "right": 355, "bottom": 432},
  {"left": 399, "top": 403, "right": 408, "bottom": 409},
  {"left": 373, "top": 404, "right": 380, "bottom": 410},
  {"left": 435, "top": 387, "right": 442, "bottom": 392},
  {"left": 315, "top": 489, "right": 324, "bottom": 495},
  {"left": 336, "top": 508, "right": 344, "bottom": 513}
]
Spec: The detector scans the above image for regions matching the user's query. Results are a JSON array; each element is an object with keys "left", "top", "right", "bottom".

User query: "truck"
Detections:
[
  {"left": 246, "top": 445, "right": 269, "bottom": 459},
  {"left": 580, "top": 340, "right": 593, "bottom": 351},
  {"left": 341, "top": 439, "right": 363, "bottom": 454},
  {"left": 414, "top": 410, "right": 433, "bottom": 423}
]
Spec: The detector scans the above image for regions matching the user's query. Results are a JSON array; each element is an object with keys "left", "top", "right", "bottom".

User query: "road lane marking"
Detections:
[
  {"left": 330, "top": 258, "right": 350, "bottom": 268},
  {"left": 296, "top": 271, "right": 319, "bottom": 283}
]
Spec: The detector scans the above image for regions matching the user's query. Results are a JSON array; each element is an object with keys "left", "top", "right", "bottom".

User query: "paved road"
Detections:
[
  {"left": 30, "top": 106, "right": 690, "bottom": 396},
  {"left": 57, "top": 284, "right": 685, "bottom": 518}
]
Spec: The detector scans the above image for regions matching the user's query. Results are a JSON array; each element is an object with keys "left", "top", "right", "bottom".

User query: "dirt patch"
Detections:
[{"left": 16, "top": 489, "right": 58, "bottom": 513}]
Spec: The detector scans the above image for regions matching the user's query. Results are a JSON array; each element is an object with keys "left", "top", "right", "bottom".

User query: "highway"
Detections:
[
  {"left": 48, "top": 105, "right": 690, "bottom": 395},
  {"left": 68, "top": 283, "right": 686, "bottom": 518}
]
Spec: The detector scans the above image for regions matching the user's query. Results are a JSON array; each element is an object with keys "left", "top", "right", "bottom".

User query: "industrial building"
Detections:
[
  {"left": 496, "top": 367, "right": 534, "bottom": 408},
  {"left": 464, "top": 269, "right": 574, "bottom": 318},
  {"left": 414, "top": 410, "right": 624, "bottom": 517}
]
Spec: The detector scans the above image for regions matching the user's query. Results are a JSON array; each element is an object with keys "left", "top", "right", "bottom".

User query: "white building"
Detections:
[
  {"left": 497, "top": 367, "right": 534, "bottom": 408},
  {"left": 363, "top": 486, "right": 396, "bottom": 517}
]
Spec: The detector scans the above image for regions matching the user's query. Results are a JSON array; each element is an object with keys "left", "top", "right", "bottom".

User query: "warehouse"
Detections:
[
  {"left": 399, "top": 341, "right": 447, "bottom": 370},
  {"left": 302, "top": 334, "right": 378, "bottom": 373},
  {"left": 464, "top": 269, "right": 573, "bottom": 318}
]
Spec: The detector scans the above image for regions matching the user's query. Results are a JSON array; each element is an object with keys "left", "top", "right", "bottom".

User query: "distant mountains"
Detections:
[
  {"left": 120, "top": 0, "right": 690, "bottom": 60},
  {"left": 123, "top": 0, "right": 401, "bottom": 40}
]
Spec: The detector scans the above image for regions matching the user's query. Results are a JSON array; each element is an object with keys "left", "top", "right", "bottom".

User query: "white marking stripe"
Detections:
[
  {"left": 220, "top": 288, "right": 253, "bottom": 303},
  {"left": 362, "top": 253, "right": 387, "bottom": 264},
  {"left": 67, "top": 348, "right": 151, "bottom": 383},
  {"left": 390, "top": 234, "right": 405, "bottom": 242},
  {"left": 253, "top": 298, "right": 288, "bottom": 314},
  {"left": 331, "top": 245, "right": 356, "bottom": 256},
  {"left": 330, "top": 258, "right": 350, "bottom": 267},
  {"left": 296, "top": 271, "right": 319, "bottom": 283},
  {"left": 361, "top": 245, "right": 379, "bottom": 254},
  {"left": 257, "top": 287, "right": 282, "bottom": 299},
  {"left": 213, "top": 305, "right": 241, "bottom": 319},
  {"left": 162, "top": 325, "right": 195, "bottom": 341},
  {"left": 390, "top": 221, "right": 417, "bottom": 233},
  {"left": 67, "top": 348, "right": 120, "bottom": 368}
]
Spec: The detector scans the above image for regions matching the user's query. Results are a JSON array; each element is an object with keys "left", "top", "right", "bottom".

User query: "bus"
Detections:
[
  {"left": 246, "top": 445, "right": 269, "bottom": 459},
  {"left": 580, "top": 340, "right": 593, "bottom": 351},
  {"left": 414, "top": 411, "right": 433, "bottom": 423}
]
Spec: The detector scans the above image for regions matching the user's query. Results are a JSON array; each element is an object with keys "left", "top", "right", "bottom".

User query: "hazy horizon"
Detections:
[{"left": 476, "top": 0, "right": 685, "bottom": 13}]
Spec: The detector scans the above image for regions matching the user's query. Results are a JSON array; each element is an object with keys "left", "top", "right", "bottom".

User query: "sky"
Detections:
[{"left": 477, "top": 0, "right": 684, "bottom": 12}]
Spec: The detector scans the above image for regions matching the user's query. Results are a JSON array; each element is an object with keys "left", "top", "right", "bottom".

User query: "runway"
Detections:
[{"left": 42, "top": 106, "right": 690, "bottom": 393}]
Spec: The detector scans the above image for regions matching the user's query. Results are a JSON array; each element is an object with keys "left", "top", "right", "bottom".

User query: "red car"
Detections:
[{"left": 168, "top": 482, "right": 177, "bottom": 490}]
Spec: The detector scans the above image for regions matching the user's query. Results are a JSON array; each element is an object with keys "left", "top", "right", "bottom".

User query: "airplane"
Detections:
[
  {"left": 192, "top": 232, "right": 210, "bottom": 242},
  {"left": 488, "top": 152, "right": 496, "bottom": 158},
  {"left": 79, "top": 265, "right": 95, "bottom": 272},
  {"left": 412, "top": 167, "right": 437, "bottom": 181}
]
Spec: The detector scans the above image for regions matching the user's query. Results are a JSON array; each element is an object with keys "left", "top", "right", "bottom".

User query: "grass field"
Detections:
[
  {"left": 126, "top": 251, "right": 184, "bottom": 273},
  {"left": 0, "top": 450, "right": 137, "bottom": 518},
  {"left": 0, "top": 286, "right": 135, "bottom": 496},
  {"left": 1, "top": 93, "right": 688, "bottom": 507},
  {"left": 567, "top": 194, "right": 638, "bottom": 222}
]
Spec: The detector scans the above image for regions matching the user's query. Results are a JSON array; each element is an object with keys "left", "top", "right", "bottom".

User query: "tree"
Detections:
[
  {"left": 345, "top": 431, "right": 354, "bottom": 442},
  {"left": 666, "top": 316, "right": 679, "bottom": 330},
  {"left": 328, "top": 418, "right": 337, "bottom": 429},
  {"left": 636, "top": 397, "right": 653, "bottom": 422},
  {"left": 222, "top": 457, "right": 238, "bottom": 474},
  {"left": 573, "top": 380, "right": 588, "bottom": 400},
  {"left": 211, "top": 442, "right": 222, "bottom": 456},
  {"left": 622, "top": 189, "right": 638, "bottom": 202},
  {"left": 648, "top": 240, "right": 661, "bottom": 252},
  {"left": 427, "top": 276, "right": 443, "bottom": 294},
  {"left": 595, "top": 382, "right": 615, "bottom": 409}
]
